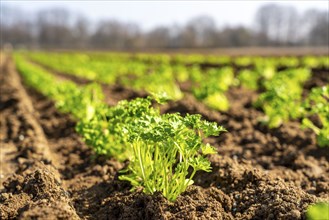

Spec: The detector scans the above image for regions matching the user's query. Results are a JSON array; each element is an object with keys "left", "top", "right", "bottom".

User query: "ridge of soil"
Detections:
[
  {"left": 1, "top": 57, "right": 328, "bottom": 219},
  {"left": 0, "top": 58, "right": 79, "bottom": 219}
]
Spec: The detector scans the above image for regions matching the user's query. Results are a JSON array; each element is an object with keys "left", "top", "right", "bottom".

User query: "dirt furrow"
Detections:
[
  {"left": 25, "top": 88, "right": 127, "bottom": 219},
  {"left": 0, "top": 57, "right": 80, "bottom": 219}
]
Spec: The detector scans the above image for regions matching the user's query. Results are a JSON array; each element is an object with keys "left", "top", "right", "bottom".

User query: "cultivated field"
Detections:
[{"left": 0, "top": 51, "right": 328, "bottom": 219}]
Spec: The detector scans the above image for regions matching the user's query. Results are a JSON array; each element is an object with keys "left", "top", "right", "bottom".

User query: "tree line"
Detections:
[{"left": 1, "top": 3, "right": 328, "bottom": 49}]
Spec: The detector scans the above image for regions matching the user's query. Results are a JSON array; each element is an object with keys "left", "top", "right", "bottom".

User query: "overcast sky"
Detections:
[{"left": 2, "top": 1, "right": 328, "bottom": 30}]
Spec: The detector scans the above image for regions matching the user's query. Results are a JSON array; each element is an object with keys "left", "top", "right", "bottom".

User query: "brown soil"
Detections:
[
  {"left": 1, "top": 57, "right": 328, "bottom": 219},
  {"left": 0, "top": 58, "right": 79, "bottom": 219}
]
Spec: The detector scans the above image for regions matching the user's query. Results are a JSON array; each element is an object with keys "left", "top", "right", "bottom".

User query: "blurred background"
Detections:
[{"left": 1, "top": 1, "right": 328, "bottom": 50}]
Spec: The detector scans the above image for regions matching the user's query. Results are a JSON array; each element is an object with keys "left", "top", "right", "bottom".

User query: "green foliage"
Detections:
[
  {"left": 28, "top": 51, "right": 184, "bottom": 101},
  {"left": 76, "top": 97, "right": 158, "bottom": 160},
  {"left": 172, "top": 64, "right": 189, "bottom": 82},
  {"left": 307, "top": 202, "right": 329, "bottom": 220},
  {"left": 302, "top": 56, "right": 321, "bottom": 68},
  {"left": 302, "top": 56, "right": 329, "bottom": 69},
  {"left": 189, "top": 65, "right": 203, "bottom": 82},
  {"left": 193, "top": 67, "right": 234, "bottom": 111},
  {"left": 56, "top": 83, "right": 104, "bottom": 121},
  {"left": 206, "top": 55, "right": 231, "bottom": 65},
  {"left": 234, "top": 57, "right": 252, "bottom": 67},
  {"left": 203, "top": 93, "right": 229, "bottom": 112},
  {"left": 77, "top": 96, "right": 225, "bottom": 200},
  {"left": 122, "top": 64, "right": 183, "bottom": 101},
  {"left": 237, "top": 69, "right": 260, "bottom": 90},
  {"left": 302, "top": 85, "right": 329, "bottom": 147},
  {"left": 237, "top": 63, "right": 275, "bottom": 91},
  {"left": 277, "top": 56, "right": 299, "bottom": 67},
  {"left": 15, "top": 54, "right": 104, "bottom": 122},
  {"left": 150, "top": 91, "right": 172, "bottom": 104},
  {"left": 119, "top": 103, "right": 225, "bottom": 201},
  {"left": 255, "top": 68, "right": 311, "bottom": 128}
]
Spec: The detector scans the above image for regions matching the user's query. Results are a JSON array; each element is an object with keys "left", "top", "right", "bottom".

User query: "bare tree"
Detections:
[
  {"left": 301, "top": 9, "right": 329, "bottom": 46},
  {"left": 1, "top": 5, "right": 34, "bottom": 47},
  {"left": 71, "top": 16, "right": 90, "bottom": 48},
  {"left": 91, "top": 20, "right": 141, "bottom": 49},
  {"left": 284, "top": 7, "right": 298, "bottom": 45},
  {"left": 91, "top": 20, "right": 123, "bottom": 48},
  {"left": 309, "top": 11, "right": 329, "bottom": 46},
  {"left": 255, "top": 4, "right": 274, "bottom": 45},
  {"left": 184, "top": 16, "right": 217, "bottom": 47},
  {"left": 255, "top": 4, "right": 299, "bottom": 46},
  {"left": 146, "top": 27, "right": 171, "bottom": 48},
  {"left": 123, "top": 23, "right": 142, "bottom": 49},
  {"left": 37, "top": 8, "right": 73, "bottom": 47}
]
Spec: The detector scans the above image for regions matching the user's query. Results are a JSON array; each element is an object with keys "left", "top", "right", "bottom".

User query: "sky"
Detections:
[{"left": 2, "top": 1, "right": 328, "bottom": 30}]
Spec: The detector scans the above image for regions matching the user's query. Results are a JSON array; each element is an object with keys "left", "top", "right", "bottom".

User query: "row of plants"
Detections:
[
  {"left": 255, "top": 68, "right": 311, "bottom": 128},
  {"left": 302, "top": 86, "right": 329, "bottom": 147},
  {"left": 87, "top": 51, "right": 329, "bottom": 69},
  {"left": 27, "top": 52, "right": 184, "bottom": 101},
  {"left": 27, "top": 51, "right": 234, "bottom": 109},
  {"left": 232, "top": 55, "right": 329, "bottom": 69},
  {"left": 28, "top": 51, "right": 328, "bottom": 75},
  {"left": 21, "top": 52, "right": 272, "bottom": 111},
  {"left": 14, "top": 54, "right": 105, "bottom": 121},
  {"left": 27, "top": 52, "right": 142, "bottom": 84},
  {"left": 252, "top": 67, "right": 328, "bottom": 147},
  {"left": 14, "top": 54, "right": 225, "bottom": 201},
  {"left": 26, "top": 52, "right": 329, "bottom": 90}
]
